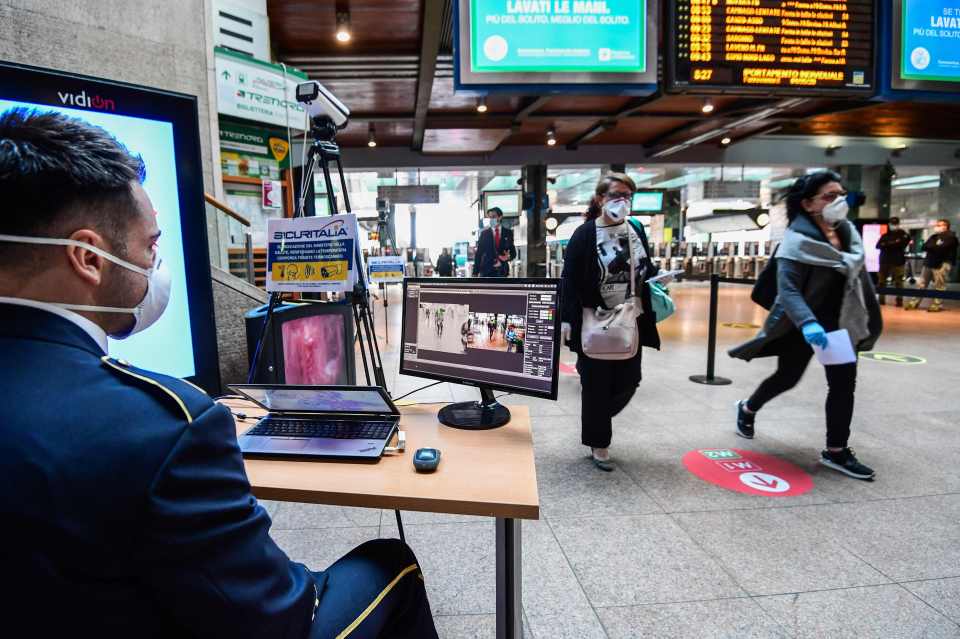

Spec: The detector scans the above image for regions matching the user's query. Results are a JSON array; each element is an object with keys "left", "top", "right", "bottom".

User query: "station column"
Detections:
[{"left": 523, "top": 164, "right": 548, "bottom": 278}]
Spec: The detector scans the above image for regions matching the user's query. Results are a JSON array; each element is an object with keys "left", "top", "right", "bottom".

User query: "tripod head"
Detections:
[{"left": 310, "top": 115, "right": 340, "bottom": 144}]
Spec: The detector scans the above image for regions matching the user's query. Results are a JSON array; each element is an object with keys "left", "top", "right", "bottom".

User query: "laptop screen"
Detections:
[{"left": 233, "top": 387, "right": 394, "bottom": 414}]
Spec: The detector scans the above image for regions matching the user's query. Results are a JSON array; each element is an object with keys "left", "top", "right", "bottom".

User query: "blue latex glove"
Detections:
[{"left": 801, "top": 321, "right": 828, "bottom": 349}]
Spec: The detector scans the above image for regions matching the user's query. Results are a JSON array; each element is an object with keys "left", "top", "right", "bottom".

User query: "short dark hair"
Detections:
[
  {"left": 784, "top": 170, "right": 844, "bottom": 222},
  {"left": 889, "top": 217, "right": 900, "bottom": 225},
  {"left": 0, "top": 107, "right": 146, "bottom": 266},
  {"left": 487, "top": 207, "right": 503, "bottom": 218},
  {"left": 937, "top": 219, "right": 950, "bottom": 229}
]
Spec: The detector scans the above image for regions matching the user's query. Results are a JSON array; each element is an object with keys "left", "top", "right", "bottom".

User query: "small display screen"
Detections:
[
  {"left": 669, "top": 0, "right": 875, "bottom": 95},
  {"left": 236, "top": 387, "right": 393, "bottom": 413},
  {"left": 632, "top": 191, "right": 663, "bottom": 212}
]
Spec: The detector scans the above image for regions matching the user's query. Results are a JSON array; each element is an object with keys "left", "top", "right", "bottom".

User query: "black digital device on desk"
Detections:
[
  {"left": 229, "top": 384, "right": 399, "bottom": 460},
  {"left": 400, "top": 278, "right": 562, "bottom": 430}
]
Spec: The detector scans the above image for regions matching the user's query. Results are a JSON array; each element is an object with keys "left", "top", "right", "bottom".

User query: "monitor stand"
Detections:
[{"left": 438, "top": 385, "right": 510, "bottom": 430}]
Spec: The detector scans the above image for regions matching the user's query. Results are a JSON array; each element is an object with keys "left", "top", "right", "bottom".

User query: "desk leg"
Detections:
[{"left": 496, "top": 517, "right": 522, "bottom": 639}]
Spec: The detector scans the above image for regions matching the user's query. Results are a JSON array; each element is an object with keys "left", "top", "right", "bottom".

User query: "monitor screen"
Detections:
[
  {"left": 892, "top": 0, "right": 960, "bottom": 92},
  {"left": 0, "top": 62, "right": 219, "bottom": 391},
  {"left": 668, "top": 0, "right": 875, "bottom": 95},
  {"left": 455, "top": 0, "right": 659, "bottom": 89},
  {"left": 232, "top": 386, "right": 393, "bottom": 414},
  {"left": 281, "top": 314, "right": 349, "bottom": 385},
  {"left": 632, "top": 191, "right": 663, "bottom": 212},
  {"left": 400, "top": 278, "right": 561, "bottom": 399},
  {"left": 861, "top": 223, "right": 887, "bottom": 274}
]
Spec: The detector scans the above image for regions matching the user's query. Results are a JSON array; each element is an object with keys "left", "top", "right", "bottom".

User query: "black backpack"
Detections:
[{"left": 751, "top": 246, "right": 778, "bottom": 310}]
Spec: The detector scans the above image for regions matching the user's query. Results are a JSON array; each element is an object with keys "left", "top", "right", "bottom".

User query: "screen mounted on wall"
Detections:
[
  {"left": 0, "top": 61, "right": 220, "bottom": 392},
  {"left": 668, "top": 0, "right": 877, "bottom": 95},
  {"left": 456, "top": 0, "right": 659, "bottom": 90},
  {"left": 892, "top": 0, "right": 960, "bottom": 92}
]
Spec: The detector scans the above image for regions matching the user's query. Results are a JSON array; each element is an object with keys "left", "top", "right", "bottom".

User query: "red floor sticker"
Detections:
[
  {"left": 559, "top": 362, "right": 578, "bottom": 376},
  {"left": 682, "top": 448, "right": 813, "bottom": 497}
]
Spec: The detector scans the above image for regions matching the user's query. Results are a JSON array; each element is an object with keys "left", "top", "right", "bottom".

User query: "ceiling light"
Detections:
[
  {"left": 546, "top": 127, "right": 557, "bottom": 146},
  {"left": 545, "top": 217, "right": 559, "bottom": 231},
  {"left": 701, "top": 99, "right": 715, "bottom": 114},
  {"left": 335, "top": 11, "right": 352, "bottom": 43},
  {"left": 367, "top": 123, "right": 377, "bottom": 148},
  {"left": 891, "top": 144, "right": 908, "bottom": 158},
  {"left": 755, "top": 212, "right": 771, "bottom": 227},
  {"left": 720, "top": 136, "right": 732, "bottom": 145},
  {"left": 476, "top": 96, "right": 488, "bottom": 113},
  {"left": 826, "top": 144, "right": 842, "bottom": 156}
]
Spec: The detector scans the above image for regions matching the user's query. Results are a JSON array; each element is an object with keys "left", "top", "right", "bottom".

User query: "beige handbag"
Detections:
[{"left": 581, "top": 224, "right": 641, "bottom": 360}]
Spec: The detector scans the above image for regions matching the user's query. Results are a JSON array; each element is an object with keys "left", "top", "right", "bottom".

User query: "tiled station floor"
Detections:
[{"left": 266, "top": 282, "right": 960, "bottom": 639}]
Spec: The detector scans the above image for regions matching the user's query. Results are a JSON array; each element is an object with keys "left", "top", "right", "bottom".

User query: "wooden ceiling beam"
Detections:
[
  {"left": 565, "top": 93, "right": 663, "bottom": 149},
  {"left": 412, "top": 0, "right": 446, "bottom": 151}
]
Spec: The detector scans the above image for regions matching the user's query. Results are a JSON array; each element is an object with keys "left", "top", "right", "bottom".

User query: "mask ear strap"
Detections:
[{"left": 0, "top": 234, "right": 152, "bottom": 277}]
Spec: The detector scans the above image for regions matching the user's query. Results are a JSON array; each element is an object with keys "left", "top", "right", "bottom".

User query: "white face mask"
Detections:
[
  {"left": 821, "top": 195, "right": 849, "bottom": 224},
  {"left": 488, "top": 217, "right": 500, "bottom": 228},
  {"left": 0, "top": 234, "right": 171, "bottom": 338},
  {"left": 603, "top": 198, "right": 630, "bottom": 222}
]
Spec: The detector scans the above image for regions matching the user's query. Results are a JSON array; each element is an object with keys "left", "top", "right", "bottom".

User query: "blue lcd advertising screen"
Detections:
[
  {"left": 632, "top": 191, "right": 663, "bottom": 212},
  {"left": 894, "top": 0, "right": 960, "bottom": 91},
  {"left": 0, "top": 62, "right": 220, "bottom": 391},
  {"left": 455, "top": 0, "right": 659, "bottom": 90}
]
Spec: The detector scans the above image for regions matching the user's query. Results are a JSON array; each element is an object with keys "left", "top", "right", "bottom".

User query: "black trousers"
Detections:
[
  {"left": 577, "top": 351, "right": 643, "bottom": 449},
  {"left": 747, "top": 333, "right": 857, "bottom": 449},
  {"left": 311, "top": 539, "right": 438, "bottom": 639}
]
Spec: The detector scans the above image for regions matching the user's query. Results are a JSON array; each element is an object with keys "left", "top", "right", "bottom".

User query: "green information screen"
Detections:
[{"left": 470, "top": 0, "right": 647, "bottom": 73}]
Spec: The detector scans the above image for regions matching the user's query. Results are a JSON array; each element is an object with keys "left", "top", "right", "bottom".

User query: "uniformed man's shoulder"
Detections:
[{"left": 99, "top": 356, "right": 215, "bottom": 425}]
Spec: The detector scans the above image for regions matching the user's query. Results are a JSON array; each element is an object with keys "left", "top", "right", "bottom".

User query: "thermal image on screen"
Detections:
[{"left": 0, "top": 99, "right": 195, "bottom": 378}]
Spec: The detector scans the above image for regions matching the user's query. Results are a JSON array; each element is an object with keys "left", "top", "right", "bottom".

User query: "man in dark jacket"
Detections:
[
  {"left": 435, "top": 247, "right": 455, "bottom": 276},
  {"left": 876, "top": 216, "right": 911, "bottom": 306},
  {"left": 906, "top": 219, "right": 958, "bottom": 312},
  {"left": 0, "top": 108, "right": 437, "bottom": 637},
  {"left": 474, "top": 207, "right": 516, "bottom": 277}
]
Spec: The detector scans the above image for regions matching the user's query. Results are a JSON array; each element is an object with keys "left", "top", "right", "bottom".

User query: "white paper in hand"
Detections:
[{"left": 813, "top": 329, "right": 857, "bottom": 366}]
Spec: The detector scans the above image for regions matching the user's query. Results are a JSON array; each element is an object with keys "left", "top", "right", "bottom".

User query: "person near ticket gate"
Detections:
[
  {"left": 473, "top": 206, "right": 516, "bottom": 277},
  {"left": 435, "top": 247, "right": 455, "bottom": 277},
  {"left": 0, "top": 107, "right": 438, "bottom": 638},
  {"left": 876, "top": 216, "right": 911, "bottom": 306},
  {"left": 905, "top": 219, "right": 958, "bottom": 312},
  {"left": 729, "top": 171, "right": 883, "bottom": 481}
]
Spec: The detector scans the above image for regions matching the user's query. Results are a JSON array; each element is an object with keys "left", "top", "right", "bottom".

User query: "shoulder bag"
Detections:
[{"left": 581, "top": 222, "right": 641, "bottom": 360}]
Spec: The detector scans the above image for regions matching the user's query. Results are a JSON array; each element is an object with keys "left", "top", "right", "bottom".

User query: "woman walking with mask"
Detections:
[
  {"left": 561, "top": 173, "right": 660, "bottom": 471},
  {"left": 730, "top": 171, "right": 883, "bottom": 480}
]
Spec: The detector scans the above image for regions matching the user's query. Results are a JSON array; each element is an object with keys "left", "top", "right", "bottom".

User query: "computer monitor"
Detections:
[
  {"left": 400, "top": 278, "right": 562, "bottom": 430},
  {"left": 245, "top": 301, "right": 356, "bottom": 386}
]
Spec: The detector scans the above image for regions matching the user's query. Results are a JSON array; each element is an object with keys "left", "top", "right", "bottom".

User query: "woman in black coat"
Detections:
[
  {"left": 729, "top": 171, "right": 882, "bottom": 480},
  {"left": 560, "top": 173, "right": 660, "bottom": 471}
]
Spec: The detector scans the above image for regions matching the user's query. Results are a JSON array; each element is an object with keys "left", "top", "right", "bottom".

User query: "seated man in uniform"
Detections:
[{"left": 0, "top": 107, "right": 438, "bottom": 638}]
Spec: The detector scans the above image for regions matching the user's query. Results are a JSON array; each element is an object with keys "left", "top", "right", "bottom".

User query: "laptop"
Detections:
[{"left": 228, "top": 384, "right": 400, "bottom": 460}]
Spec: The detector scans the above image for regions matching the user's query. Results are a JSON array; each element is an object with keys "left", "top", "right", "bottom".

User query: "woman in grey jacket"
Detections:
[{"left": 729, "top": 171, "right": 882, "bottom": 480}]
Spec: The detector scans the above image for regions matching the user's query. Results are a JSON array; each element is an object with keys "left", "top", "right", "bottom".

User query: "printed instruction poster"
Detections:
[
  {"left": 367, "top": 256, "right": 406, "bottom": 283},
  {"left": 266, "top": 214, "right": 360, "bottom": 293}
]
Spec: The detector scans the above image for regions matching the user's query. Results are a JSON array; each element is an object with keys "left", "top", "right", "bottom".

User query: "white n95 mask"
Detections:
[
  {"left": 603, "top": 198, "right": 630, "bottom": 222},
  {"left": 821, "top": 196, "right": 849, "bottom": 224},
  {"left": 0, "top": 234, "right": 171, "bottom": 338}
]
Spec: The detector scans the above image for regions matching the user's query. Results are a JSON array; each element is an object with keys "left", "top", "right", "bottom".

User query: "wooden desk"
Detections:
[{"left": 225, "top": 400, "right": 539, "bottom": 639}]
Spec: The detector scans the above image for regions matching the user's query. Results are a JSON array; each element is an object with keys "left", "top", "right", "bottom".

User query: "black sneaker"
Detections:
[
  {"left": 820, "top": 448, "right": 875, "bottom": 480},
  {"left": 735, "top": 400, "right": 755, "bottom": 439}
]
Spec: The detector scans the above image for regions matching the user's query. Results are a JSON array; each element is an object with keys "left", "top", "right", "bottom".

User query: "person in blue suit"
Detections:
[{"left": 0, "top": 107, "right": 438, "bottom": 638}]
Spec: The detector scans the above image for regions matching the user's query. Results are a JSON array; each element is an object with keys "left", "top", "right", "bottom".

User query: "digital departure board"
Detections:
[{"left": 669, "top": 0, "right": 876, "bottom": 95}]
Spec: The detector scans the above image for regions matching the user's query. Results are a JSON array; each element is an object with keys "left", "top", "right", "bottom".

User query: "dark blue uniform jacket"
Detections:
[{"left": 0, "top": 304, "right": 323, "bottom": 637}]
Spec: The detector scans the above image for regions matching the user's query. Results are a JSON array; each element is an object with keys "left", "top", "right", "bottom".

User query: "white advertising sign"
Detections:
[
  {"left": 266, "top": 214, "right": 360, "bottom": 293},
  {"left": 215, "top": 48, "right": 307, "bottom": 129}
]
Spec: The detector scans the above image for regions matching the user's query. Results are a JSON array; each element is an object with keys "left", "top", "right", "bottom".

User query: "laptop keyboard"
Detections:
[{"left": 247, "top": 418, "right": 394, "bottom": 440}]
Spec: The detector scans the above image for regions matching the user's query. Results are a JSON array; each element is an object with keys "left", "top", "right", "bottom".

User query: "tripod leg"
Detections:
[{"left": 353, "top": 302, "right": 372, "bottom": 385}]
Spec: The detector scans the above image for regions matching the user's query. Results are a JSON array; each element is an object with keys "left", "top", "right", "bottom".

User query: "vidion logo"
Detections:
[{"left": 57, "top": 90, "right": 115, "bottom": 111}]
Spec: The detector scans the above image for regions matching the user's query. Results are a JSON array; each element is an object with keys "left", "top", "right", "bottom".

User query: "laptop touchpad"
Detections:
[{"left": 266, "top": 437, "right": 310, "bottom": 451}]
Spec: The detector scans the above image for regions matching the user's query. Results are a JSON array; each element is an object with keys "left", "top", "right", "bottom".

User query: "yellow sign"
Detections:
[
  {"left": 272, "top": 261, "right": 348, "bottom": 282},
  {"left": 722, "top": 322, "right": 760, "bottom": 329},
  {"left": 268, "top": 137, "right": 290, "bottom": 163}
]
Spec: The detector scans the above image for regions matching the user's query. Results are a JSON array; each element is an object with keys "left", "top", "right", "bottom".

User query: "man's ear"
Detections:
[{"left": 64, "top": 229, "right": 108, "bottom": 286}]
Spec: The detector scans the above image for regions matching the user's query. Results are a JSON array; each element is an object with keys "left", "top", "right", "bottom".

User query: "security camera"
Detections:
[{"left": 296, "top": 81, "right": 350, "bottom": 128}]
